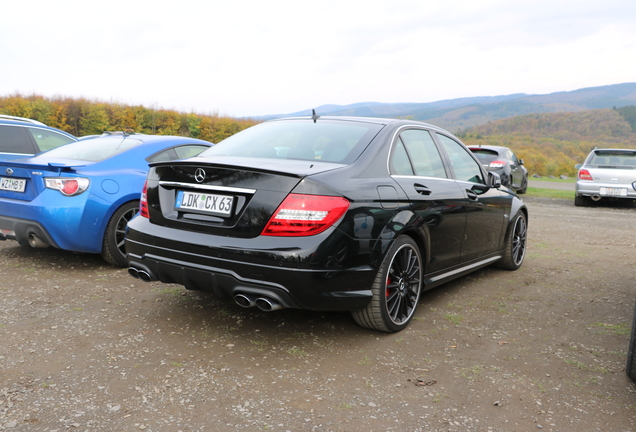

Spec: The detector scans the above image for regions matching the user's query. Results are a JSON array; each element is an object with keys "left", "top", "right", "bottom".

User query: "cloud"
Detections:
[{"left": 2, "top": 0, "right": 635, "bottom": 117}]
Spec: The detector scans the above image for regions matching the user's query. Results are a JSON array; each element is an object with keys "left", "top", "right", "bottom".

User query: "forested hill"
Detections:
[
  {"left": 260, "top": 83, "right": 636, "bottom": 132},
  {"left": 459, "top": 107, "right": 636, "bottom": 177}
]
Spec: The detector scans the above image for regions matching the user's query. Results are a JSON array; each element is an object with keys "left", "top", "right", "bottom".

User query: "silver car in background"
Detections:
[{"left": 574, "top": 148, "right": 636, "bottom": 206}]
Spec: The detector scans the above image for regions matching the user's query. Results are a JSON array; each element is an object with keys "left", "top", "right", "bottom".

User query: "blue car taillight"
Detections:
[{"left": 44, "top": 177, "right": 90, "bottom": 196}]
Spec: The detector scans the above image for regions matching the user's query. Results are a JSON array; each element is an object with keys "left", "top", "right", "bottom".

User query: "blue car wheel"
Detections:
[{"left": 102, "top": 200, "right": 139, "bottom": 267}]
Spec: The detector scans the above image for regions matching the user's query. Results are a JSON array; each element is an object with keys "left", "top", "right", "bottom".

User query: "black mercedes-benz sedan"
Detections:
[{"left": 126, "top": 115, "right": 527, "bottom": 332}]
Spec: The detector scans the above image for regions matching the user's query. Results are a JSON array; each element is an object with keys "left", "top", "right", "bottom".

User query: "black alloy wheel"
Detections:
[
  {"left": 102, "top": 200, "right": 140, "bottom": 267},
  {"left": 497, "top": 212, "right": 527, "bottom": 270},
  {"left": 352, "top": 236, "right": 423, "bottom": 332}
]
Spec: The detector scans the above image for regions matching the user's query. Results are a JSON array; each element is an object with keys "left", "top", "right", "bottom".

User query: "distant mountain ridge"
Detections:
[{"left": 254, "top": 83, "right": 636, "bottom": 132}]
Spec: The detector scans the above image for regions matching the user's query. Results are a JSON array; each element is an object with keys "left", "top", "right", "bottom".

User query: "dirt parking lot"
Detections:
[{"left": 1, "top": 196, "right": 635, "bottom": 432}]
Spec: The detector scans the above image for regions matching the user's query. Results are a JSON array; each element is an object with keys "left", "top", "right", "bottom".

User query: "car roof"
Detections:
[
  {"left": 0, "top": 115, "right": 77, "bottom": 139},
  {"left": 0, "top": 114, "right": 47, "bottom": 126},
  {"left": 270, "top": 115, "right": 455, "bottom": 135}
]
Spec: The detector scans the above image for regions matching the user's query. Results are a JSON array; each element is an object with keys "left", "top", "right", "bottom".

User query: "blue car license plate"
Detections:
[
  {"left": 175, "top": 190, "right": 233, "bottom": 216},
  {"left": 0, "top": 177, "right": 26, "bottom": 192}
]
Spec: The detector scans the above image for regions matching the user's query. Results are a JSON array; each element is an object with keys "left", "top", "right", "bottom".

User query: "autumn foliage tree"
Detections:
[
  {"left": 459, "top": 109, "right": 636, "bottom": 177},
  {"left": 0, "top": 94, "right": 258, "bottom": 143}
]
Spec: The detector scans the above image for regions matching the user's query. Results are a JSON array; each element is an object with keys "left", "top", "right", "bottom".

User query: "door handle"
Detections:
[{"left": 414, "top": 183, "right": 432, "bottom": 195}]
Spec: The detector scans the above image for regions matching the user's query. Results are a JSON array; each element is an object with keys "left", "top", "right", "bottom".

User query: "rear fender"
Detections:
[{"left": 369, "top": 209, "right": 430, "bottom": 270}]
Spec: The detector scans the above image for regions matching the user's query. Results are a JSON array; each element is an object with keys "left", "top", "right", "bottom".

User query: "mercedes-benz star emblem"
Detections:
[
  {"left": 6, "top": 168, "right": 13, "bottom": 175},
  {"left": 194, "top": 168, "right": 206, "bottom": 183}
]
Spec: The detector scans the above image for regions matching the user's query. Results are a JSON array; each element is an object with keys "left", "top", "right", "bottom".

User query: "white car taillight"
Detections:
[{"left": 44, "top": 177, "right": 90, "bottom": 196}]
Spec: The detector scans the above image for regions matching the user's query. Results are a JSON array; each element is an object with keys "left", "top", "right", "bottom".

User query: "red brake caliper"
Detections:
[{"left": 386, "top": 276, "right": 391, "bottom": 297}]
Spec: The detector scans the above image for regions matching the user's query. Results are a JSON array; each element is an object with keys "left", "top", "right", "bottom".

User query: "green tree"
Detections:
[{"left": 80, "top": 103, "right": 110, "bottom": 135}]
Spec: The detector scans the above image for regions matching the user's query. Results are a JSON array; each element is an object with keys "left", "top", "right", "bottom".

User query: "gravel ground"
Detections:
[{"left": 1, "top": 196, "right": 635, "bottom": 431}]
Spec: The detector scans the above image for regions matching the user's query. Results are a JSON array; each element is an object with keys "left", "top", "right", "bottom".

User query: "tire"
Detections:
[
  {"left": 351, "top": 236, "right": 422, "bottom": 333},
  {"left": 626, "top": 298, "right": 636, "bottom": 380},
  {"left": 574, "top": 195, "right": 588, "bottom": 207},
  {"left": 497, "top": 211, "right": 527, "bottom": 270},
  {"left": 101, "top": 201, "right": 139, "bottom": 267}
]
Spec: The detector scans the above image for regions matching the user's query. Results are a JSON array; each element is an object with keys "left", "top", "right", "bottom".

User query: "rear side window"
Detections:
[
  {"left": 26, "top": 127, "right": 76, "bottom": 152},
  {"left": 147, "top": 145, "right": 210, "bottom": 163},
  {"left": 0, "top": 125, "right": 35, "bottom": 154},
  {"left": 200, "top": 120, "right": 383, "bottom": 165},
  {"left": 470, "top": 148, "right": 499, "bottom": 164},
  {"left": 390, "top": 129, "right": 447, "bottom": 178}
]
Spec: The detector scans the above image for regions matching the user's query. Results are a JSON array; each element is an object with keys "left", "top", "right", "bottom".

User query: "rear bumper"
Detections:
[
  {"left": 125, "top": 217, "right": 376, "bottom": 311},
  {"left": 575, "top": 181, "right": 636, "bottom": 199},
  {"left": 0, "top": 215, "right": 60, "bottom": 248}
]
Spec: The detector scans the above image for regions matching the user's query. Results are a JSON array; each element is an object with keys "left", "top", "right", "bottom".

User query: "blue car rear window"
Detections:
[
  {"left": 35, "top": 136, "right": 143, "bottom": 162},
  {"left": 200, "top": 119, "right": 383, "bottom": 165}
]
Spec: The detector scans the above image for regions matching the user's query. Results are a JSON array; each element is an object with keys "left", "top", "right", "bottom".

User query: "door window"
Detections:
[
  {"left": 0, "top": 125, "right": 33, "bottom": 154},
  {"left": 436, "top": 134, "right": 485, "bottom": 184}
]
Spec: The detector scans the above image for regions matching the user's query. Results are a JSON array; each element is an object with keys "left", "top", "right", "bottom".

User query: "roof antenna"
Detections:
[{"left": 311, "top": 109, "right": 320, "bottom": 123}]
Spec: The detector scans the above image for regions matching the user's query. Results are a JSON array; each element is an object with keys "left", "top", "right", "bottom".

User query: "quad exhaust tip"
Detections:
[
  {"left": 234, "top": 293, "right": 284, "bottom": 311},
  {"left": 128, "top": 267, "right": 152, "bottom": 282}
]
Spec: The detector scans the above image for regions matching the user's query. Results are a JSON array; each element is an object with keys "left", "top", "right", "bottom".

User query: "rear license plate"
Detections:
[
  {"left": 0, "top": 177, "right": 26, "bottom": 192},
  {"left": 175, "top": 190, "right": 233, "bottom": 215},
  {"left": 600, "top": 187, "right": 627, "bottom": 197}
]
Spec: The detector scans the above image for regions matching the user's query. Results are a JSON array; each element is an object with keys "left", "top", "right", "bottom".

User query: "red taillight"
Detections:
[
  {"left": 578, "top": 169, "right": 593, "bottom": 181},
  {"left": 262, "top": 194, "right": 349, "bottom": 237},
  {"left": 139, "top": 180, "right": 149, "bottom": 218},
  {"left": 489, "top": 160, "right": 506, "bottom": 169}
]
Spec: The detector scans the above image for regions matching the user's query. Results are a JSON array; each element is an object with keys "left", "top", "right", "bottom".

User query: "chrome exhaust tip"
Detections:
[
  {"left": 234, "top": 293, "right": 257, "bottom": 308},
  {"left": 28, "top": 233, "right": 49, "bottom": 248},
  {"left": 128, "top": 267, "right": 152, "bottom": 282},
  {"left": 255, "top": 297, "right": 284, "bottom": 312},
  {"left": 136, "top": 270, "right": 152, "bottom": 282},
  {"left": 591, "top": 194, "right": 601, "bottom": 201}
]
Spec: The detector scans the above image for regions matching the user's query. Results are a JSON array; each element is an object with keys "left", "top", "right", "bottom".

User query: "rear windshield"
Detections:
[
  {"left": 199, "top": 119, "right": 383, "bottom": 164},
  {"left": 34, "top": 136, "right": 143, "bottom": 162},
  {"left": 469, "top": 148, "right": 499, "bottom": 163},
  {"left": 590, "top": 150, "right": 636, "bottom": 167}
]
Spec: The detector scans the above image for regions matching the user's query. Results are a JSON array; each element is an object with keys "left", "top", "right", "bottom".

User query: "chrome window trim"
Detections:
[{"left": 159, "top": 181, "right": 256, "bottom": 194}]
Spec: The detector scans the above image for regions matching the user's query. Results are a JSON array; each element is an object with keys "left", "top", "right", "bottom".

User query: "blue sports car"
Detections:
[{"left": 0, "top": 132, "right": 212, "bottom": 266}]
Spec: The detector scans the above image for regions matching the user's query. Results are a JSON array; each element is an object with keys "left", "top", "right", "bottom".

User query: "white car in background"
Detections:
[{"left": 574, "top": 148, "right": 636, "bottom": 207}]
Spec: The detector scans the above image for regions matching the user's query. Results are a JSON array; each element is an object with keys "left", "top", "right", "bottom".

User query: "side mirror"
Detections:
[
  {"left": 488, "top": 171, "right": 501, "bottom": 189},
  {"left": 518, "top": 159, "right": 524, "bottom": 165}
]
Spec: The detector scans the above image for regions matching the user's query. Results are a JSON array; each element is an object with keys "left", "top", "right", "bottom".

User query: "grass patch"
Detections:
[
  {"left": 531, "top": 177, "right": 575, "bottom": 183},
  {"left": 525, "top": 187, "right": 574, "bottom": 200},
  {"left": 358, "top": 355, "right": 371, "bottom": 366},
  {"left": 459, "top": 365, "right": 483, "bottom": 380},
  {"left": 444, "top": 313, "right": 464, "bottom": 325},
  {"left": 286, "top": 347, "right": 308, "bottom": 357},
  {"left": 591, "top": 322, "right": 630, "bottom": 336}
]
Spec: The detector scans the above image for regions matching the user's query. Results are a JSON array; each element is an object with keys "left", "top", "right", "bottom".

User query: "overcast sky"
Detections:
[{"left": 2, "top": 0, "right": 635, "bottom": 118}]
